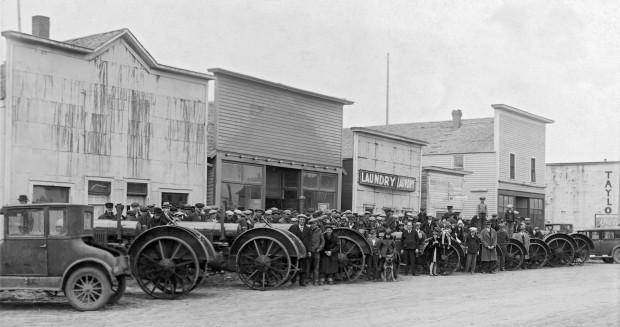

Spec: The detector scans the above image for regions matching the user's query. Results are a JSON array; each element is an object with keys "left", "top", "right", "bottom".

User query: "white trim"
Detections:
[
  {"left": 124, "top": 178, "right": 150, "bottom": 205},
  {"left": 159, "top": 188, "right": 193, "bottom": 207},
  {"left": 84, "top": 176, "right": 114, "bottom": 205}
]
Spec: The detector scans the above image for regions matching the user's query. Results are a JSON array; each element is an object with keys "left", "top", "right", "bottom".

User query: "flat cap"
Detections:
[
  {"left": 208, "top": 209, "right": 218, "bottom": 214},
  {"left": 195, "top": 203, "right": 205, "bottom": 208}
]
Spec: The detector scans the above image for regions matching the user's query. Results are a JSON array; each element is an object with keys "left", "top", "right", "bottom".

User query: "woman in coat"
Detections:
[{"left": 319, "top": 224, "right": 340, "bottom": 285}]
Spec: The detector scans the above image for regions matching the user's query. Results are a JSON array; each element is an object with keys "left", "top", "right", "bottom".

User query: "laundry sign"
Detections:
[{"left": 358, "top": 170, "right": 416, "bottom": 192}]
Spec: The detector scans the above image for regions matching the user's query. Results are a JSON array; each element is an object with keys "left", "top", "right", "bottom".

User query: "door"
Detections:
[
  {"left": 600, "top": 230, "right": 616, "bottom": 256},
  {"left": 2, "top": 208, "right": 47, "bottom": 275}
]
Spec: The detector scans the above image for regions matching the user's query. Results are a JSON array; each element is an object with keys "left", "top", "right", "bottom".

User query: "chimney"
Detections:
[
  {"left": 451, "top": 109, "right": 462, "bottom": 130},
  {"left": 32, "top": 16, "right": 50, "bottom": 39}
]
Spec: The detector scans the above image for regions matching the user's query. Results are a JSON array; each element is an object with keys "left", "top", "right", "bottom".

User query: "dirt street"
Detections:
[{"left": 1, "top": 261, "right": 618, "bottom": 327}]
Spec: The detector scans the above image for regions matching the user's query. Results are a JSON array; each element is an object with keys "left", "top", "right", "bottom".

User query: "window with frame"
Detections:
[
  {"left": 88, "top": 180, "right": 111, "bottom": 219},
  {"left": 603, "top": 231, "right": 615, "bottom": 239},
  {"left": 453, "top": 154, "right": 464, "bottom": 171},
  {"left": 221, "top": 162, "right": 263, "bottom": 210},
  {"left": 302, "top": 172, "right": 337, "bottom": 210},
  {"left": 7, "top": 209, "right": 45, "bottom": 236},
  {"left": 162, "top": 193, "right": 188, "bottom": 208},
  {"left": 509, "top": 154, "right": 515, "bottom": 179},
  {"left": 529, "top": 198, "right": 544, "bottom": 225},
  {"left": 127, "top": 182, "right": 148, "bottom": 206},
  {"left": 531, "top": 158, "right": 536, "bottom": 182},
  {"left": 589, "top": 231, "right": 599, "bottom": 240},
  {"left": 33, "top": 185, "right": 69, "bottom": 204},
  {"left": 498, "top": 195, "right": 514, "bottom": 219}
]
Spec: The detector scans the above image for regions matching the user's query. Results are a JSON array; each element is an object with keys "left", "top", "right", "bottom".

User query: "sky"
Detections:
[{"left": 1, "top": 0, "right": 618, "bottom": 163}]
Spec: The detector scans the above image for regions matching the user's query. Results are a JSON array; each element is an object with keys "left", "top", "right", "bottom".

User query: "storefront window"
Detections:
[
  {"left": 530, "top": 198, "right": 544, "bottom": 224},
  {"left": 303, "top": 172, "right": 337, "bottom": 210},
  {"left": 221, "top": 162, "right": 263, "bottom": 210},
  {"left": 498, "top": 195, "right": 514, "bottom": 218}
]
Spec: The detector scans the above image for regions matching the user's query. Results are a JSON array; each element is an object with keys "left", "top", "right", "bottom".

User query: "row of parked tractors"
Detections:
[{"left": 92, "top": 218, "right": 594, "bottom": 300}]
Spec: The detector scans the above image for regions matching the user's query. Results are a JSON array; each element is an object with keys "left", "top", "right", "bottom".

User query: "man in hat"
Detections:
[
  {"left": 289, "top": 215, "right": 311, "bottom": 286},
  {"left": 417, "top": 208, "right": 428, "bottom": 225},
  {"left": 480, "top": 221, "right": 498, "bottom": 273},
  {"left": 186, "top": 205, "right": 200, "bottom": 222},
  {"left": 17, "top": 195, "right": 29, "bottom": 204},
  {"left": 513, "top": 224, "right": 531, "bottom": 269},
  {"left": 308, "top": 218, "right": 325, "bottom": 285},
  {"left": 149, "top": 207, "right": 169, "bottom": 228},
  {"left": 443, "top": 206, "right": 457, "bottom": 225},
  {"left": 279, "top": 210, "right": 292, "bottom": 224},
  {"left": 533, "top": 227, "right": 543, "bottom": 239},
  {"left": 366, "top": 228, "right": 381, "bottom": 281},
  {"left": 195, "top": 203, "right": 206, "bottom": 221},
  {"left": 464, "top": 227, "right": 480, "bottom": 274},
  {"left": 98, "top": 203, "right": 115, "bottom": 220},
  {"left": 524, "top": 218, "right": 534, "bottom": 235},
  {"left": 477, "top": 196, "right": 488, "bottom": 226},
  {"left": 505, "top": 204, "right": 516, "bottom": 237},
  {"left": 137, "top": 206, "right": 150, "bottom": 232},
  {"left": 206, "top": 209, "right": 218, "bottom": 222},
  {"left": 400, "top": 221, "right": 422, "bottom": 276},
  {"left": 162, "top": 202, "right": 173, "bottom": 222},
  {"left": 496, "top": 223, "right": 510, "bottom": 271},
  {"left": 383, "top": 208, "right": 397, "bottom": 231}
]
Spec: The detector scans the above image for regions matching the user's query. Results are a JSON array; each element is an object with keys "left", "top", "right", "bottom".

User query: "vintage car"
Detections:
[
  {"left": 544, "top": 223, "right": 574, "bottom": 234},
  {"left": 0, "top": 204, "right": 130, "bottom": 311},
  {"left": 577, "top": 227, "right": 620, "bottom": 263}
]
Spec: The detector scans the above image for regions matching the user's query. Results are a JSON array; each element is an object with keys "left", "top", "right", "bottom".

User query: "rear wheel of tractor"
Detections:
[{"left": 64, "top": 267, "right": 111, "bottom": 311}]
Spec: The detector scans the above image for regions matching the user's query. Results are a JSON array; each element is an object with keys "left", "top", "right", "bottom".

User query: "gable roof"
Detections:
[
  {"left": 1, "top": 29, "right": 213, "bottom": 81},
  {"left": 342, "top": 117, "right": 495, "bottom": 158}
]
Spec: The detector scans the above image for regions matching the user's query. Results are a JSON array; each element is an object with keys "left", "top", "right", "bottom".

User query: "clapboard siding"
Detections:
[
  {"left": 421, "top": 155, "right": 453, "bottom": 168},
  {"left": 463, "top": 152, "right": 497, "bottom": 217},
  {"left": 497, "top": 111, "right": 546, "bottom": 189},
  {"left": 215, "top": 74, "right": 343, "bottom": 167}
]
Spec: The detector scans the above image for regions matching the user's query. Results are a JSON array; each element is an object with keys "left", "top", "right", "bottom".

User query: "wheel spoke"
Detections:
[
  {"left": 254, "top": 240, "right": 262, "bottom": 256},
  {"left": 265, "top": 241, "right": 275, "bottom": 256},
  {"left": 170, "top": 243, "right": 183, "bottom": 259},
  {"left": 158, "top": 240, "right": 166, "bottom": 259}
]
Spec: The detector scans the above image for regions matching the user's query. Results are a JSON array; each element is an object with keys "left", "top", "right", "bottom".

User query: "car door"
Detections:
[
  {"left": 600, "top": 230, "right": 615, "bottom": 256},
  {"left": 2, "top": 208, "right": 48, "bottom": 275},
  {"left": 588, "top": 231, "right": 601, "bottom": 256}
]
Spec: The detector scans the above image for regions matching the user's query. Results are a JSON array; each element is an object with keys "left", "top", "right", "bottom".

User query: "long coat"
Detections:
[
  {"left": 513, "top": 231, "right": 531, "bottom": 259},
  {"left": 480, "top": 228, "right": 498, "bottom": 262},
  {"left": 319, "top": 232, "right": 339, "bottom": 274}
]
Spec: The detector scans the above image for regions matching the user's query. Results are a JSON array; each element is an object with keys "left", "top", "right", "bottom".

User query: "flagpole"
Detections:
[
  {"left": 17, "top": 0, "right": 22, "bottom": 32},
  {"left": 386, "top": 53, "right": 389, "bottom": 126}
]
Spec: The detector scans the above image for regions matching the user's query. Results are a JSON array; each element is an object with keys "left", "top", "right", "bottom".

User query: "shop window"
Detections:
[
  {"left": 498, "top": 195, "right": 514, "bottom": 218},
  {"left": 531, "top": 158, "right": 536, "bottom": 182},
  {"left": 529, "top": 198, "right": 544, "bottom": 224},
  {"left": 127, "top": 182, "right": 148, "bottom": 206},
  {"left": 221, "top": 162, "right": 263, "bottom": 210},
  {"left": 453, "top": 154, "right": 464, "bottom": 171},
  {"left": 88, "top": 180, "right": 111, "bottom": 218},
  {"left": 33, "top": 185, "right": 69, "bottom": 204},
  {"left": 509, "top": 154, "right": 515, "bottom": 179},
  {"left": 303, "top": 172, "right": 338, "bottom": 210},
  {"left": 222, "top": 162, "right": 242, "bottom": 182},
  {"left": 243, "top": 165, "right": 263, "bottom": 183},
  {"left": 162, "top": 192, "right": 188, "bottom": 208}
]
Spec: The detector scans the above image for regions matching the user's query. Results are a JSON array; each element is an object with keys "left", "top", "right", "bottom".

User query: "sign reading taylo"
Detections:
[{"left": 358, "top": 170, "right": 416, "bottom": 191}]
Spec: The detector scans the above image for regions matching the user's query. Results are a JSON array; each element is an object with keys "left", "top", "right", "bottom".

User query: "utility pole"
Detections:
[{"left": 386, "top": 52, "right": 389, "bottom": 126}]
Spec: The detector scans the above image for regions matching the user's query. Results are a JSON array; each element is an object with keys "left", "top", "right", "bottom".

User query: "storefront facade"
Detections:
[
  {"left": 208, "top": 69, "right": 353, "bottom": 211},
  {"left": 341, "top": 128, "right": 427, "bottom": 215}
]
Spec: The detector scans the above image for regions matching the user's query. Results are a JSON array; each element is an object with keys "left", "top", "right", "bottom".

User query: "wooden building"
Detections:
[
  {"left": 546, "top": 161, "right": 620, "bottom": 229},
  {"left": 342, "top": 104, "right": 553, "bottom": 226},
  {"left": 341, "top": 128, "right": 427, "bottom": 215},
  {"left": 207, "top": 68, "right": 353, "bottom": 211},
  {"left": 421, "top": 166, "right": 471, "bottom": 218},
  {"left": 0, "top": 19, "right": 212, "bottom": 216}
]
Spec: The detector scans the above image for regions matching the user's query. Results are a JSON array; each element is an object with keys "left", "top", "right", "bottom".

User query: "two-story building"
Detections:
[
  {"left": 0, "top": 17, "right": 212, "bottom": 216},
  {"left": 342, "top": 104, "right": 554, "bottom": 227}
]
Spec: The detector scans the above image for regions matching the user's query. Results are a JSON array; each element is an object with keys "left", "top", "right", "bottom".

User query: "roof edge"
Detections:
[
  {"left": 422, "top": 166, "right": 473, "bottom": 175},
  {"left": 351, "top": 127, "right": 429, "bottom": 146},
  {"left": 208, "top": 68, "right": 353, "bottom": 105},
  {"left": 492, "top": 104, "right": 554, "bottom": 124}
]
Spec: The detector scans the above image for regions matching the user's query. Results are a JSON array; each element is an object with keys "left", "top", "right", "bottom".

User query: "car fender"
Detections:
[{"left": 62, "top": 258, "right": 115, "bottom": 287}]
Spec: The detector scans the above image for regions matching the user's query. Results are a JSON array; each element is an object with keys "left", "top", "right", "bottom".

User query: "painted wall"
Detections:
[
  {"left": 422, "top": 152, "right": 497, "bottom": 218},
  {"left": 353, "top": 133, "right": 422, "bottom": 214},
  {"left": 546, "top": 162, "right": 620, "bottom": 230},
  {"left": 1, "top": 38, "right": 208, "bottom": 207}
]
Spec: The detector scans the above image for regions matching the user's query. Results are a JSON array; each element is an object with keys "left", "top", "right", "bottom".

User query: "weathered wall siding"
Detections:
[
  {"left": 423, "top": 171, "right": 467, "bottom": 217},
  {"left": 497, "top": 111, "right": 546, "bottom": 188},
  {"left": 7, "top": 39, "right": 207, "bottom": 204},
  {"left": 546, "top": 162, "right": 619, "bottom": 230},
  {"left": 354, "top": 134, "right": 422, "bottom": 214},
  {"left": 216, "top": 74, "right": 343, "bottom": 167},
  {"left": 422, "top": 153, "right": 497, "bottom": 218}
]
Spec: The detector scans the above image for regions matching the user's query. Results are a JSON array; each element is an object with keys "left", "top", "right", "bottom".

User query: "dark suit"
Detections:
[
  {"left": 400, "top": 228, "right": 423, "bottom": 275},
  {"left": 289, "top": 223, "right": 311, "bottom": 285}
]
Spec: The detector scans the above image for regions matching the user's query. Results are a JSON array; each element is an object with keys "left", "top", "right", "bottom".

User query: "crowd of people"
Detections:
[{"left": 97, "top": 196, "right": 544, "bottom": 284}]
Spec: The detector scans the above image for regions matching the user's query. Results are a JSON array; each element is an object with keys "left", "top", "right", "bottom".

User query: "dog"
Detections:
[{"left": 381, "top": 254, "right": 396, "bottom": 282}]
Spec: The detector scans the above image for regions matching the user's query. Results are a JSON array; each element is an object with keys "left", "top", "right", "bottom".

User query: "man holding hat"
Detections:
[
  {"left": 98, "top": 203, "right": 115, "bottom": 220},
  {"left": 289, "top": 215, "right": 311, "bottom": 286},
  {"left": 480, "top": 221, "right": 498, "bottom": 273}
]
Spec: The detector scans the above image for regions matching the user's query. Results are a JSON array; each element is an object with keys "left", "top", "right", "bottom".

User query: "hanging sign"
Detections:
[{"left": 358, "top": 170, "right": 416, "bottom": 192}]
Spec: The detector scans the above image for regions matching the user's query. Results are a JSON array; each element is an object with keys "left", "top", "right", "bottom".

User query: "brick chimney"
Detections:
[
  {"left": 451, "top": 109, "right": 462, "bottom": 130},
  {"left": 32, "top": 16, "right": 50, "bottom": 39}
]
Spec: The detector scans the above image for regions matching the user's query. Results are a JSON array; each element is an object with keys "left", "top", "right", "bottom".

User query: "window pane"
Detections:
[
  {"left": 303, "top": 172, "right": 318, "bottom": 189},
  {"left": 453, "top": 155, "right": 464, "bottom": 170},
  {"left": 283, "top": 190, "right": 297, "bottom": 199},
  {"left": 590, "top": 232, "right": 599, "bottom": 239},
  {"left": 49, "top": 209, "right": 67, "bottom": 236},
  {"left": 127, "top": 182, "right": 148, "bottom": 195},
  {"left": 266, "top": 168, "right": 282, "bottom": 198},
  {"left": 510, "top": 154, "right": 515, "bottom": 179},
  {"left": 161, "top": 193, "right": 188, "bottom": 208},
  {"left": 221, "top": 183, "right": 244, "bottom": 209},
  {"left": 222, "top": 162, "right": 241, "bottom": 182},
  {"left": 7, "top": 209, "right": 45, "bottom": 236},
  {"left": 283, "top": 171, "right": 298, "bottom": 188},
  {"left": 243, "top": 165, "right": 263, "bottom": 184},
  {"left": 603, "top": 231, "right": 614, "bottom": 239},
  {"left": 88, "top": 181, "right": 111, "bottom": 195},
  {"left": 319, "top": 174, "right": 337, "bottom": 191},
  {"left": 33, "top": 186, "right": 69, "bottom": 203},
  {"left": 84, "top": 211, "right": 93, "bottom": 230}
]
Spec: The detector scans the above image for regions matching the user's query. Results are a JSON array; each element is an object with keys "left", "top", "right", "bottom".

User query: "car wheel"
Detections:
[
  {"left": 64, "top": 267, "right": 111, "bottom": 311},
  {"left": 613, "top": 249, "right": 620, "bottom": 264},
  {"left": 107, "top": 276, "right": 127, "bottom": 305}
]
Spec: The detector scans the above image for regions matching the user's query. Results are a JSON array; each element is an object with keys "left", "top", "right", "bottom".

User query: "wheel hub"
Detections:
[{"left": 255, "top": 255, "right": 272, "bottom": 271}]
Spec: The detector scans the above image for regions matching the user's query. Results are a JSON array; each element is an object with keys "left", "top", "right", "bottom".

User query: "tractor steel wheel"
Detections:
[
  {"left": 572, "top": 238, "right": 590, "bottom": 265},
  {"left": 335, "top": 236, "right": 365, "bottom": 283},
  {"left": 437, "top": 245, "right": 460, "bottom": 275},
  {"left": 505, "top": 243, "right": 524, "bottom": 271},
  {"left": 236, "top": 237, "right": 292, "bottom": 290},
  {"left": 546, "top": 238, "right": 575, "bottom": 267},
  {"left": 528, "top": 243, "right": 547, "bottom": 269},
  {"left": 133, "top": 237, "right": 200, "bottom": 299}
]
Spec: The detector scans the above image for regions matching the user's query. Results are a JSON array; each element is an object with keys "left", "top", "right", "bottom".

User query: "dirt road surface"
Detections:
[{"left": 1, "top": 261, "right": 619, "bottom": 327}]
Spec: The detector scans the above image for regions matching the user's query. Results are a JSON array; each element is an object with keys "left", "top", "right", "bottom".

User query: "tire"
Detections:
[
  {"left": 64, "top": 267, "right": 111, "bottom": 311},
  {"left": 613, "top": 248, "right": 620, "bottom": 264},
  {"left": 108, "top": 276, "right": 127, "bottom": 305}
]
